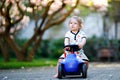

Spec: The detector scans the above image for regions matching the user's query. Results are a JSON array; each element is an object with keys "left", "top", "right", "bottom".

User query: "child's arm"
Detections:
[
  {"left": 64, "top": 38, "right": 70, "bottom": 45},
  {"left": 64, "top": 38, "right": 70, "bottom": 50},
  {"left": 78, "top": 38, "right": 86, "bottom": 49}
]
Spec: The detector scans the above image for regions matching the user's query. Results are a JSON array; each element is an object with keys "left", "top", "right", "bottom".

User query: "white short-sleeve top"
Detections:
[{"left": 64, "top": 30, "right": 86, "bottom": 46}]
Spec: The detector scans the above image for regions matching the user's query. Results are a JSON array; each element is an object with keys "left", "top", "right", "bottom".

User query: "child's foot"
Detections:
[{"left": 53, "top": 74, "right": 58, "bottom": 78}]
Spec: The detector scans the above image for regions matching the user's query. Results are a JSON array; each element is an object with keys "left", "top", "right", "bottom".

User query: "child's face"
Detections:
[{"left": 69, "top": 18, "right": 80, "bottom": 32}]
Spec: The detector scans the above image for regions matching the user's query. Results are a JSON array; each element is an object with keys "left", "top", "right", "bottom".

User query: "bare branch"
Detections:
[
  {"left": 46, "top": 3, "right": 66, "bottom": 24},
  {"left": 11, "top": 1, "right": 24, "bottom": 25},
  {"left": 5, "top": 2, "right": 12, "bottom": 33},
  {"left": 43, "top": 0, "right": 79, "bottom": 31},
  {"left": 0, "top": 0, "right": 6, "bottom": 16},
  {"left": 37, "top": 1, "right": 53, "bottom": 30}
]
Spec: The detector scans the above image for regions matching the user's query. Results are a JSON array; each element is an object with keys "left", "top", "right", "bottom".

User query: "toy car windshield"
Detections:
[{"left": 65, "top": 45, "right": 80, "bottom": 52}]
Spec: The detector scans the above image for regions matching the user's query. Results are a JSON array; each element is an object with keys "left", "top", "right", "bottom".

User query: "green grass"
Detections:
[{"left": 0, "top": 58, "right": 57, "bottom": 69}]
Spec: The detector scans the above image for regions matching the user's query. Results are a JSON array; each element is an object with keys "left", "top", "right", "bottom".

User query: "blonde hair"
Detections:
[{"left": 69, "top": 16, "right": 83, "bottom": 29}]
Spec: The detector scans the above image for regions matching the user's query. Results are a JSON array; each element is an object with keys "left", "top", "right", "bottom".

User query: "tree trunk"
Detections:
[
  {"left": 0, "top": 38, "right": 10, "bottom": 62},
  {"left": 27, "top": 32, "right": 43, "bottom": 61},
  {"left": 4, "top": 34, "right": 25, "bottom": 61}
]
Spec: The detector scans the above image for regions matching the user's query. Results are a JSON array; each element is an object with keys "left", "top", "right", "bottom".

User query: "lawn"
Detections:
[{"left": 0, "top": 58, "right": 57, "bottom": 69}]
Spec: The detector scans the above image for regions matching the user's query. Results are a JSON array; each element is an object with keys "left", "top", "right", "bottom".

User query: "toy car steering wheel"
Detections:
[{"left": 64, "top": 45, "right": 80, "bottom": 52}]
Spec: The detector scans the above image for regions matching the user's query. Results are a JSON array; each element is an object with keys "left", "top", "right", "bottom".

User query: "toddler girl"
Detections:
[{"left": 54, "top": 16, "right": 89, "bottom": 78}]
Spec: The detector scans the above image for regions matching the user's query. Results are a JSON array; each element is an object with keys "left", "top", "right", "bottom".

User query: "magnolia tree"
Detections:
[
  {"left": 0, "top": 0, "right": 30, "bottom": 61},
  {"left": 0, "top": 0, "right": 108, "bottom": 61}
]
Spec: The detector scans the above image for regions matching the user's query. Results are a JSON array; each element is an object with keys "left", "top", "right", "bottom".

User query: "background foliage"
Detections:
[{"left": 1, "top": 37, "right": 119, "bottom": 62}]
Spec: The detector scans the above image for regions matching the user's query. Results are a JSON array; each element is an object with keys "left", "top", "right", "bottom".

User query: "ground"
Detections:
[{"left": 0, "top": 62, "right": 120, "bottom": 80}]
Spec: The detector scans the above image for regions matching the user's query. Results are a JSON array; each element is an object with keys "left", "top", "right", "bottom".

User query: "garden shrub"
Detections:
[{"left": 2, "top": 37, "right": 119, "bottom": 61}]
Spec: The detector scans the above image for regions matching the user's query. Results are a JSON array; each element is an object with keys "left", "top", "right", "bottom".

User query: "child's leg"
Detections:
[
  {"left": 76, "top": 54, "right": 89, "bottom": 70},
  {"left": 54, "top": 51, "right": 68, "bottom": 78},
  {"left": 77, "top": 50, "right": 89, "bottom": 69},
  {"left": 83, "top": 59, "right": 89, "bottom": 70},
  {"left": 53, "top": 58, "right": 64, "bottom": 78}
]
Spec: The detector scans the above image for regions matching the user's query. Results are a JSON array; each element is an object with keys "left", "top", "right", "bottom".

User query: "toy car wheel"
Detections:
[
  {"left": 58, "top": 64, "right": 63, "bottom": 79},
  {"left": 82, "top": 63, "right": 87, "bottom": 78}
]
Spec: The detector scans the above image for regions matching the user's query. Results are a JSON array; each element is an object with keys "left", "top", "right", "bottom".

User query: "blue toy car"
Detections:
[{"left": 58, "top": 45, "right": 87, "bottom": 79}]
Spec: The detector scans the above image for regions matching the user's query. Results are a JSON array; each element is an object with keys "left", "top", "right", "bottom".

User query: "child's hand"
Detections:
[
  {"left": 64, "top": 47, "right": 70, "bottom": 51},
  {"left": 78, "top": 44, "right": 83, "bottom": 49},
  {"left": 78, "top": 38, "right": 86, "bottom": 49}
]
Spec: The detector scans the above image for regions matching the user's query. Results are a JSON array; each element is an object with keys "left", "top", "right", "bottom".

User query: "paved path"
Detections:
[{"left": 0, "top": 62, "right": 120, "bottom": 80}]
